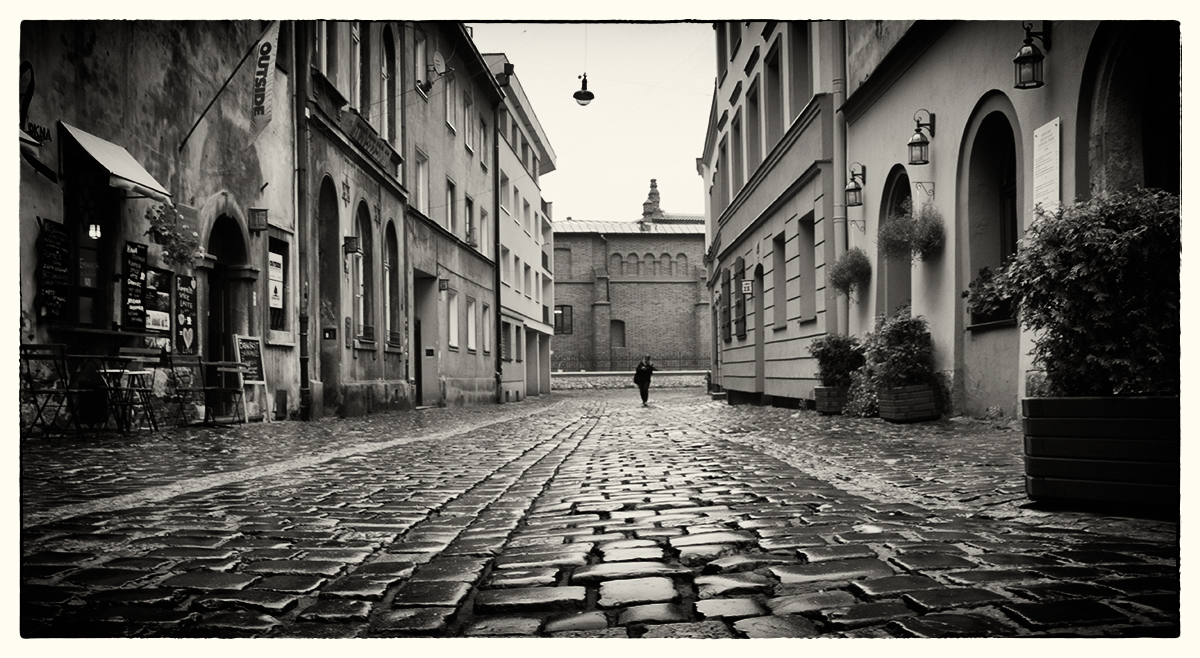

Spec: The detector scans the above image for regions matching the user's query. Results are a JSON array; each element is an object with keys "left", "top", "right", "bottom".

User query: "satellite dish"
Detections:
[{"left": 432, "top": 52, "right": 446, "bottom": 76}]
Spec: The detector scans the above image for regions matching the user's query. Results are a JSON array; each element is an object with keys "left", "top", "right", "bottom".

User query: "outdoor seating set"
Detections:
[{"left": 19, "top": 344, "right": 251, "bottom": 439}]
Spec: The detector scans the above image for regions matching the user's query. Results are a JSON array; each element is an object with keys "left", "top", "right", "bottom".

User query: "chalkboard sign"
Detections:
[
  {"left": 234, "top": 334, "right": 265, "bottom": 383},
  {"left": 176, "top": 275, "right": 198, "bottom": 354},
  {"left": 122, "top": 241, "right": 148, "bottom": 330},
  {"left": 36, "top": 217, "right": 69, "bottom": 322},
  {"left": 144, "top": 267, "right": 172, "bottom": 335}
]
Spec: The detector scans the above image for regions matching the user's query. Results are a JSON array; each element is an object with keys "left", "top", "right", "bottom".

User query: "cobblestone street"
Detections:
[{"left": 20, "top": 388, "right": 1179, "bottom": 639}]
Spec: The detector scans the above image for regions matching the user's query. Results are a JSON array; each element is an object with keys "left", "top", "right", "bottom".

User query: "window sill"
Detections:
[
  {"left": 353, "top": 339, "right": 376, "bottom": 351},
  {"left": 448, "top": 345, "right": 459, "bottom": 352},
  {"left": 446, "top": 122, "right": 457, "bottom": 134},
  {"left": 465, "top": 144, "right": 474, "bottom": 155},
  {"left": 266, "top": 329, "right": 295, "bottom": 347},
  {"left": 799, "top": 315, "right": 817, "bottom": 325},
  {"left": 415, "top": 85, "right": 429, "bottom": 101},
  {"left": 966, "top": 318, "right": 1017, "bottom": 333},
  {"left": 385, "top": 344, "right": 404, "bottom": 354}
]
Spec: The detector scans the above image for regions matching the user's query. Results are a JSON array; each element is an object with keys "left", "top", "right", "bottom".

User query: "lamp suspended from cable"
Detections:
[{"left": 574, "top": 25, "right": 594, "bottom": 106}]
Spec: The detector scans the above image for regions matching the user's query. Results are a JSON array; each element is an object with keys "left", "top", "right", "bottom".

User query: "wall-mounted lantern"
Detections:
[
  {"left": 908, "top": 109, "right": 935, "bottom": 166},
  {"left": 88, "top": 222, "right": 102, "bottom": 239},
  {"left": 1014, "top": 21, "right": 1052, "bottom": 90},
  {"left": 845, "top": 162, "right": 866, "bottom": 208},
  {"left": 343, "top": 236, "right": 359, "bottom": 255},
  {"left": 248, "top": 207, "right": 269, "bottom": 233}
]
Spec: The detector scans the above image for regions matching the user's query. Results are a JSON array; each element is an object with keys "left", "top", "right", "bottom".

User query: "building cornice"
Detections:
[{"left": 841, "top": 20, "right": 951, "bottom": 125}]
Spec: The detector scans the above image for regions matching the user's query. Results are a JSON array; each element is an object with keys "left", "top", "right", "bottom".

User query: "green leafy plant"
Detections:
[
  {"left": 145, "top": 203, "right": 201, "bottom": 268},
  {"left": 866, "top": 305, "right": 934, "bottom": 389},
  {"left": 829, "top": 247, "right": 872, "bottom": 298},
  {"left": 807, "top": 334, "right": 865, "bottom": 388},
  {"left": 963, "top": 188, "right": 1179, "bottom": 396},
  {"left": 877, "top": 198, "right": 945, "bottom": 261},
  {"left": 843, "top": 364, "right": 879, "bottom": 417}
]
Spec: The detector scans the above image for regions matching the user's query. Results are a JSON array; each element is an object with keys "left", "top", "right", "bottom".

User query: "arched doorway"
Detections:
[
  {"left": 1080, "top": 22, "right": 1180, "bottom": 196},
  {"left": 960, "top": 95, "right": 1022, "bottom": 417},
  {"left": 317, "top": 176, "right": 343, "bottom": 415},
  {"left": 204, "top": 214, "right": 248, "bottom": 362},
  {"left": 877, "top": 165, "right": 912, "bottom": 318}
]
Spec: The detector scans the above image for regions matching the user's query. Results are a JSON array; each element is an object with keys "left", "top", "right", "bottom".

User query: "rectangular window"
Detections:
[
  {"left": 765, "top": 44, "right": 784, "bottom": 150},
  {"left": 501, "top": 320, "right": 512, "bottom": 361},
  {"left": 483, "top": 303, "right": 492, "bottom": 353},
  {"left": 747, "top": 80, "right": 762, "bottom": 173},
  {"left": 499, "top": 172, "right": 510, "bottom": 214},
  {"left": 516, "top": 326, "right": 524, "bottom": 361},
  {"left": 731, "top": 110, "right": 744, "bottom": 191},
  {"left": 446, "top": 179, "right": 457, "bottom": 234},
  {"left": 447, "top": 289, "right": 459, "bottom": 349},
  {"left": 464, "top": 94, "right": 474, "bottom": 151},
  {"left": 479, "top": 209, "right": 489, "bottom": 258},
  {"left": 445, "top": 74, "right": 458, "bottom": 131},
  {"left": 414, "top": 30, "right": 427, "bottom": 93},
  {"left": 415, "top": 150, "right": 429, "bottom": 215},
  {"left": 500, "top": 246, "right": 510, "bottom": 282},
  {"left": 351, "top": 22, "right": 362, "bottom": 116},
  {"left": 717, "top": 137, "right": 730, "bottom": 213},
  {"left": 523, "top": 200, "right": 531, "bottom": 232},
  {"left": 480, "top": 117, "right": 489, "bottom": 169},
  {"left": 798, "top": 213, "right": 817, "bottom": 322},
  {"left": 467, "top": 297, "right": 477, "bottom": 352},
  {"left": 554, "top": 305, "right": 573, "bottom": 334},
  {"left": 514, "top": 256, "right": 522, "bottom": 293},
  {"left": 788, "top": 22, "right": 812, "bottom": 124},
  {"left": 716, "top": 22, "right": 728, "bottom": 81},
  {"left": 735, "top": 258, "right": 747, "bottom": 338},
  {"left": 524, "top": 263, "right": 532, "bottom": 297},
  {"left": 721, "top": 269, "right": 732, "bottom": 342},
  {"left": 531, "top": 156, "right": 540, "bottom": 184},
  {"left": 465, "top": 196, "right": 475, "bottom": 246},
  {"left": 268, "top": 237, "right": 289, "bottom": 331},
  {"left": 772, "top": 232, "right": 787, "bottom": 328}
]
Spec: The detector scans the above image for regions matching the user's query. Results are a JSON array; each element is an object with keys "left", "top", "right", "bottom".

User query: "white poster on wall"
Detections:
[
  {"left": 268, "top": 252, "right": 284, "bottom": 309},
  {"left": 1033, "top": 117, "right": 1060, "bottom": 213}
]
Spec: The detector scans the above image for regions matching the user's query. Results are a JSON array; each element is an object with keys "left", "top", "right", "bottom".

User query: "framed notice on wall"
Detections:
[
  {"left": 176, "top": 275, "right": 198, "bottom": 354},
  {"left": 144, "top": 267, "right": 172, "bottom": 334}
]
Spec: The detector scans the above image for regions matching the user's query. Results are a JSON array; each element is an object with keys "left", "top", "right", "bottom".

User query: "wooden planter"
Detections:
[
  {"left": 1023, "top": 396, "right": 1179, "bottom": 510},
  {"left": 814, "top": 386, "right": 848, "bottom": 415},
  {"left": 879, "top": 383, "right": 941, "bottom": 423}
]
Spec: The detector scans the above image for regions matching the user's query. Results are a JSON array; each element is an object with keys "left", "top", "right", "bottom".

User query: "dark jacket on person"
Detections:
[{"left": 634, "top": 362, "right": 656, "bottom": 387}]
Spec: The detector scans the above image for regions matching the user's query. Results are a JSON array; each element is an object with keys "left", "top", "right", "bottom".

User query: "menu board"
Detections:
[
  {"left": 122, "top": 241, "right": 148, "bottom": 330},
  {"left": 176, "top": 275, "right": 198, "bottom": 354},
  {"left": 144, "top": 267, "right": 172, "bottom": 334},
  {"left": 35, "top": 217, "right": 70, "bottom": 322},
  {"left": 235, "top": 334, "right": 265, "bottom": 383}
]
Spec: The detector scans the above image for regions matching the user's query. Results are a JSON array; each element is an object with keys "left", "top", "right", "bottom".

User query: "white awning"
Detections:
[{"left": 60, "top": 121, "right": 171, "bottom": 202}]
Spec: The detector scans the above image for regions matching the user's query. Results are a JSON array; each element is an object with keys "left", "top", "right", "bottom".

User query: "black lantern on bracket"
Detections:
[
  {"left": 845, "top": 163, "right": 866, "bottom": 208},
  {"left": 1014, "top": 22, "right": 1052, "bottom": 90},
  {"left": 908, "top": 109, "right": 935, "bottom": 166},
  {"left": 574, "top": 73, "right": 594, "bottom": 106}
]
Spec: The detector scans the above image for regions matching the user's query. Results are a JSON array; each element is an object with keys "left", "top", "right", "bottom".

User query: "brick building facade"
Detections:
[{"left": 551, "top": 181, "right": 710, "bottom": 373}]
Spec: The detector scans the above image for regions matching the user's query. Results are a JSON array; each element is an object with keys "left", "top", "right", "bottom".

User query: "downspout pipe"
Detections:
[
  {"left": 493, "top": 97, "right": 503, "bottom": 404},
  {"left": 295, "top": 20, "right": 313, "bottom": 420},
  {"left": 831, "top": 21, "right": 849, "bottom": 336}
]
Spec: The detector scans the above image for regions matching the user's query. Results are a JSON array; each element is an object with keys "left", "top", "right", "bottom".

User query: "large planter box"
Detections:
[
  {"left": 879, "top": 383, "right": 941, "bottom": 423},
  {"left": 814, "top": 386, "right": 848, "bottom": 415},
  {"left": 1023, "top": 396, "right": 1179, "bottom": 510}
]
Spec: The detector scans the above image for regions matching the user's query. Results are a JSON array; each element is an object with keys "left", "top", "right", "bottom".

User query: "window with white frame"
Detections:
[
  {"left": 446, "top": 178, "right": 457, "bottom": 234},
  {"left": 480, "top": 117, "right": 489, "bottom": 169},
  {"left": 465, "top": 196, "right": 475, "bottom": 245},
  {"left": 499, "top": 172, "right": 510, "bottom": 214},
  {"left": 447, "top": 288, "right": 459, "bottom": 349},
  {"left": 514, "top": 256, "right": 522, "bottom": 292},
  {"left": 382, "top": 27, "right": 397, "bottom": 145},
  {"left": 414, "top": 30, "right": 427, "bottom": 93},
  {"left": 445, "top": 74, "right": 458, "bottom": 131},
  {"left": 466, "top": 297, "right": 477, "bottom": 351},
  {"left": 479, "top": 209, "right": 489, "bottom": 257},
  {"left": 464, "top": 93, "right": 474, "bottom": 151},
  {"left": 500, "top": 246, "right": 510, "bottom": 282},
  {"left": 354, "top": 203, "right": 375, "bottom": 342},
  {"left": 483, "top": 303, "right": 492, "bottom": 353},
  {"left": 414, "top": 150, "right": 429, "bottom": 215}
]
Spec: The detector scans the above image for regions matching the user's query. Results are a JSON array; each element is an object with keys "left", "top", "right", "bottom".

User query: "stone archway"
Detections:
[{"left": 877, "top": 165, "right": 912, "bottom": 318}]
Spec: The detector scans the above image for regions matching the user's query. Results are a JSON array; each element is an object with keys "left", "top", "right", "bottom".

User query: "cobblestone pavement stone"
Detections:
[{"left": 20, "top": 388, "right": 1180, "bottom": 638}]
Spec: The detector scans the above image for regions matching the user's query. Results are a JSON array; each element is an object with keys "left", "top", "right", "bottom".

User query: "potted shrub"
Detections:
[
  {"left": 867, "top": 306, "right": 941, "bottom": 423},
  {"left": 829, "top": 247, "right": 872, "bottom": 300},
  {"left": 877, "top": 199, "right": 945, "bottom": 262},
  {"left": 965, "top": 188, "right": 1180, "bottom": 511},
  {"left": 807, "top": 334, "right": 865, "bottom": 415}
]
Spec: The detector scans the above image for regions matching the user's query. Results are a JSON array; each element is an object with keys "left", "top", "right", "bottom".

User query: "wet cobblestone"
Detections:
[{"left": 21, "top": 389, "right": 1179, "bottom": 638}]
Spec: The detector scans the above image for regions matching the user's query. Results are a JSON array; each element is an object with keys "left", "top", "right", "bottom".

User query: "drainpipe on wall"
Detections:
[
  {"left": 831, "top": 21, "right": 849, "bottom": 336},
  {"left": 493, "top": 98, "right": 503, "bottom": 404},
  {"left": 295, "top": 20, "right": 313, "bottom": 420}
]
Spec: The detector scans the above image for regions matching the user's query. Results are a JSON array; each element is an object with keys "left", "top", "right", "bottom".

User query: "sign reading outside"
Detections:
[
  {"left": 268, "top": 251, "right": 284, "bottom": 309},
  {"left": 176, "top": 275, "right": 198, "bottom": 354},
  {"left": 249, "top": 21, "right": 280, "bottom": 143},
  {"left": 1033, "top": 117, "right": 1060, "bottom": 213},
  {"left": 234, "top": 334, "right": 266, "bottom": 384}
]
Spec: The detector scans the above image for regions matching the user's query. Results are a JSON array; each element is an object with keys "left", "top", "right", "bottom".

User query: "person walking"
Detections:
[{"left": 634, "top": 355, "right": 656, "bottom": 406}]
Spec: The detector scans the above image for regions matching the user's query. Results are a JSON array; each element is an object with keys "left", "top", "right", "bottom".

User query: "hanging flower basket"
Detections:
[{"left": 145, "top": 203, "right": 201, "bottom": 269}]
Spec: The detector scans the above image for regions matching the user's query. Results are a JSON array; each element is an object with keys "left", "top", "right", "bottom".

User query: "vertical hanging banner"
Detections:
[{"left": 249, "top": 20, "right": 281, "bottom": 144}]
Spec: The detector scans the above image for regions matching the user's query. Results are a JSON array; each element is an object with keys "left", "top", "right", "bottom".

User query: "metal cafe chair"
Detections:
[
  {"left": 19, "top": 343, "right": 80, "bottom": 438},
  {"left": 164, "top": 353, "right": 213, "bottom": 426},
  {"left": 98, "top": 347, "right": 162, "bottom": 434}
]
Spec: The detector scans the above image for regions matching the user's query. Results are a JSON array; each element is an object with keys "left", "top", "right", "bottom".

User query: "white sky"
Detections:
[{"left": 468, "top": 22, "right": 715, "bottom": 223}]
